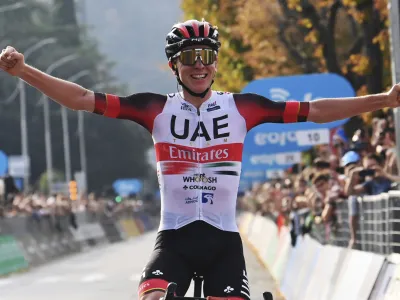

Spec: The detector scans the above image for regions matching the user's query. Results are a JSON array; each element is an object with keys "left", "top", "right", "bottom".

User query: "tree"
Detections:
[
  {"left": 181, "top": 0, "right": 391, "bottom": 96},
  {"left": 181, "top": 0, "right": 254, "bottom": 92},
  {"left": 0, "top": 0, "right": 153, "bottom": 193}
]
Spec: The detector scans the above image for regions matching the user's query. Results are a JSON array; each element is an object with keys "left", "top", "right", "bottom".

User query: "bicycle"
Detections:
[{"left": 160, "top": 273, "right": 274, "bottom": 300}]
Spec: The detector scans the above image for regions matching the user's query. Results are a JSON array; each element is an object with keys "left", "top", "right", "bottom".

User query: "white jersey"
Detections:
[{"left": 93, "top": 90, "right": 310, "bottom": 232}]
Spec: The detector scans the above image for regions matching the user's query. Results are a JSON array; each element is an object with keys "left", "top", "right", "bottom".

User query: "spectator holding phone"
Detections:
[{"left": 346, "top": 153, "right": 400, "bottom": 196}]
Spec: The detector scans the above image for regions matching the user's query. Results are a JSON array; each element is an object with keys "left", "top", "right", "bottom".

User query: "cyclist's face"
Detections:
[{"left": 174, "top": 46, "right": 218, "bottom": 93}]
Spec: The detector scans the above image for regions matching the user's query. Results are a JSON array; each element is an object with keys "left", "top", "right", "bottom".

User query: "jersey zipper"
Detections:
[{"left": 197, "top": 107, "right": 202, "bottom": 220}]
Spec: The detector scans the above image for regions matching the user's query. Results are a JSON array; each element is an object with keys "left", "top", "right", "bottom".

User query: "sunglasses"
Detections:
[{"left": 172, "top": 48, "right": 217, "bottom": 66}]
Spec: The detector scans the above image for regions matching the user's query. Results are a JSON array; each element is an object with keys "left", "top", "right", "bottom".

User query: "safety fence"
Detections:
[
  {"left": 238, "top": 212, "right": 400, "bottom": 300},
  {"left": 307, "top": 190, "right": 400, "bottom": 256},
  {"left": 0, "top": 210, "right": 159, "bottom": 276}
]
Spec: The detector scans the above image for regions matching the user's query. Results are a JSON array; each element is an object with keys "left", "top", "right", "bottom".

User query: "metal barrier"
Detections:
[
  {"left": 0, "top": 209, "right": 160, "bottom": 276},
  {"left": 309, "top": 191, "right": 400, "bottom": 255}
]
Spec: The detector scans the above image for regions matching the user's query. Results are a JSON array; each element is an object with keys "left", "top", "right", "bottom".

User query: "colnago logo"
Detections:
[
  {"left": 183, "top": 185, "right": 216, "bottom": 191},
  {"left": 254, "top": 131, "right": 297, "bottom": 146},
  {"left": 183, "top": 173, "right": 217, "bottom": 183},
  {"left": 181, "top": 103, "right": 193, "bottom": 112},
  {"left": 185, "top": 196, "right": 199, "bottom": 204}
]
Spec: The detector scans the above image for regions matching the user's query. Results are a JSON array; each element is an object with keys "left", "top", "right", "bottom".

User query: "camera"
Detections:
[{"left": 359, "top": 169, "right": 375, "bottom": 177}]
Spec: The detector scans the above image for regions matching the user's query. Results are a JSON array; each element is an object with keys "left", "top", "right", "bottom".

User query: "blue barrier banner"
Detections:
[
  {"left": 242, "top": 73, "right": 355, "bottom": 155},
  {"left": 113, "top": 178, "right": 143, "bottom": 196},
  {"left": 0, "top": 150, "right": 8, "bottom": 176}
]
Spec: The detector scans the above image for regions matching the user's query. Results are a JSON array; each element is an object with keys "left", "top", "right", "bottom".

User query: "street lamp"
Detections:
[
  {"left": 77, "top": 81, "right": 113, "bottom": 192},
  {"left": 42, "top": 54, "right": 79, "bottom": 193},
  {"left": 19, "top": 38, "right": 56, "bottom": 192},
  {"left": 63, "top": 70, "right": 90, "bottom": 184}
]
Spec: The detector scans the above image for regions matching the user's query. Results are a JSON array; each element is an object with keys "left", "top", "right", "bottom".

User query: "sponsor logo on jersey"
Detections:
[
  {"left": 183, "top": 185, "right": 216, "bottom": 191},
  {"left": 206, "top": 101, "right": 221, "bottom": 112},
  {"left": 208, "top": 101, "right": 217, "bottom": 108},
  {"left": 185, "top": 196, "right": 199, "bottom": 204},
  {"left": 155, "top": 143, "right": 243, "bottom": 164},
  {"left": 207, "top": 106, "right": 221, "bottom": 112},
  {"left": 180, "top": 103, "right": 193, "bottom": 112},
  {"left": 183, "top": 174, "right": 217, "bottom": 183},
  {"left": 202, "top": 193, "right": 214, "bottom": 204},
  {"left": 170, "top": 114, "right": 229, "bottom": 141}
]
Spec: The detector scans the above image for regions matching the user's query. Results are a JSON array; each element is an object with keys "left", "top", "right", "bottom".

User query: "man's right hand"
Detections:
[{"left": 0, "top": 46, "right": 25, "bottom": 77}]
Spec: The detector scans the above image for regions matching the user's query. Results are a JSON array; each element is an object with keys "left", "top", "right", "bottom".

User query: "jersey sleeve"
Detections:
[
  {"left": 233, "top": 93, "right": 310, "bottom": 131},
  {"left": 92, "top": 92, "right": 167, "bottom": 133}
]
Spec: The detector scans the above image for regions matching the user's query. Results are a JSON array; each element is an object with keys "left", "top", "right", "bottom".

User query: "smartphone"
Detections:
[
  {"left": 359, "top": 169, "right": 375, "bottom": 177},
  {"left": 336, "top": 167, "right": 344, "bottom": 174},
  {"left": 315, "top": 161, "right": 331, "bottom": 169}
]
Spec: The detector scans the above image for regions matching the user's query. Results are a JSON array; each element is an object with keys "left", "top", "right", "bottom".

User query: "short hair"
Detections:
[{"left": 365, "top": 153, "right": 383, "bottom": 165}]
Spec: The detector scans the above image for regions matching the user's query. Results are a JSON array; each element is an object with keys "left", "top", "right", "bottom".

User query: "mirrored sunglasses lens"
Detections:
[
  {"left": 180, "top": 50, "right": 197, "bottom": 65},
  {"left": 200, "top": 49, "right": 215, "bottom": 65}
]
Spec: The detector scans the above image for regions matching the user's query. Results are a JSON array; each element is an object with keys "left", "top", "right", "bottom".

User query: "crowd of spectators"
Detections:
[
  {"left": 0, "top": 176, "right": 157, "bottom": 232},
  {"left": 238, "top": 110, "right": 400, "bottom": 249}
]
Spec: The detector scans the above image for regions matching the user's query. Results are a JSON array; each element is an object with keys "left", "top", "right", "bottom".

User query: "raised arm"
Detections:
[
  {"left": 0, "top": 46, "right": 94, "bottom": 111},
  {"left": 308, "top": 84, "right": 400, "bottom": 123},
  {"left": 0, "top": 46, "right": 167, "bottom": 133}
]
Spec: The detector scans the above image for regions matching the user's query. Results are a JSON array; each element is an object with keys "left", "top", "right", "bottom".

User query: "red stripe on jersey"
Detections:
[
  {"left": 176, "top": 24, "right": 190, "bottom": 38},
  {"left": 104, "top": 94, "right": 120, "bottom": 118},
  {"left": 192, "top": 20, "right": 199, "bottom": 36},
  {"left": 298, "top": 102, "right": 310, "bottom": 121},
  {"left": 138, "top": 278, "right": 169, "bottom": 297},
  {"left": 93, "top": 93, "right": 107, "bottom": 114},
  {"left": 155, "top": 143, "right": 243, "bottom": 163},
  {"left": 283, "top": 101, "right": 300, "bottom": 123},
  {"left": 204, "top": 22, "right": 210, "bottom": 37},
  {"left": 161, "top": 161, "right": 198, "bottom": 175}
]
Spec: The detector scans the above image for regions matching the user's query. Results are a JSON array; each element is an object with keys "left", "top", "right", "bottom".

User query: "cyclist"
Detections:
[{"left": 1, "top": 19, "right": 400, "bottom": 300}]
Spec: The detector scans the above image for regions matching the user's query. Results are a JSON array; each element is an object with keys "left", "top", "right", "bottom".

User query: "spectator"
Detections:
[
  {"left": 3, "top": 172, "right": 19, "bottom": 208},
  {"left": 347, "top": 153, "right": 400, "bottom": 196},
  {"left": 342, "top": 151, "right": 362, "bottom": 249}
]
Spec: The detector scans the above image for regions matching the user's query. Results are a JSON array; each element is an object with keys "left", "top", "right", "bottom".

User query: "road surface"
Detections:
[{"left": 0, "top": 231, "right": 282, "bottom": 300}]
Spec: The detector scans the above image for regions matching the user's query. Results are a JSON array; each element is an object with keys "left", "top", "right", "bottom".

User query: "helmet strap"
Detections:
[{"left": 175, "top": 69, "right": 214, "bottom": 99}]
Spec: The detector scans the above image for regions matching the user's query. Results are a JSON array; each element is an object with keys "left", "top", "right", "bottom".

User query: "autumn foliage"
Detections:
[{"left": 181, "top": 0, "right": 391, "bottom": 97}]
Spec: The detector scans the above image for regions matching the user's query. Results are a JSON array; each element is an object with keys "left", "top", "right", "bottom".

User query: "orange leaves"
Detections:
[
  {"left": 288, "top": 0, "right": 302, "bottom": 12},
  {"left": 346, "top": 54, "right": 371, "bottom": 75},
  {"left": 373, "top": 29, "right": 389, "bottom": 51},
  {"left": 299, "top": 18, "right": 313, "bottom": 29},
  {"left": 181, "top": 0, "right": 390, "bottom": 95},
  {"left": 304, "top": 30, "right": 318, "bottom": 43}
]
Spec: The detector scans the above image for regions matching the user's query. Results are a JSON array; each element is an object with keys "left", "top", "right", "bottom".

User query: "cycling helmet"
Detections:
[
  {"left": 165, "top": 19, "right": 221, "bottom": 98},
  {"left": 165, "top": 19, "right": 221, "bottom": 60}
]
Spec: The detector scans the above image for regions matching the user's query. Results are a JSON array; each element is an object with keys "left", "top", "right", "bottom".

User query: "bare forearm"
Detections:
[
  {"left": 308, "top": 93, "right": 387, "bottom": 123},
  {"left": 20, "top": 64, "right": 94, "bottom": 111}
]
